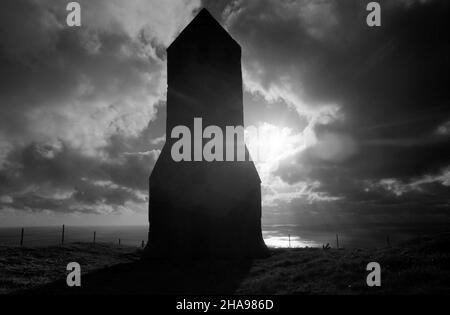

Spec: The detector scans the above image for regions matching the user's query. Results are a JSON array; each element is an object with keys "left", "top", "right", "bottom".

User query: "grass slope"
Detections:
[{"left": 1, "top": 232, "right": 450, "bottom": 294}]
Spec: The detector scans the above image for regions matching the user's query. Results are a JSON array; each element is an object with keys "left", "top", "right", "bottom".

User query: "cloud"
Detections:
[
  {"left": 1, "top": 0, "right": 449, "bottom": 230},
  {"left": 0, "top": 195, "right": 13, "bottom": 204},
  {"left": 150, "top": 135, "right": 166, "bottom": 145},
  {"left": 219, "top": 0, "right": 450, "bottom": 225},
  {"left": 0, "top": 0, "right": 200, "bottom": 217},
  {"left": 436, "top": 121, "right": 450, "bottom": 136},
  {"left": 0, "top": 130, "right": 159, "bottom": 215},
  {"left": 0, "top": 0, "right": 200, "bottom": 157},
  {"left": 224, "top": 0, "right": 343, "bottom": 121}
]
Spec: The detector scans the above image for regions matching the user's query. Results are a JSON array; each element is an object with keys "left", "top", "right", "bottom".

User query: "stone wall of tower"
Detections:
[{"left": 145, "top": 9, "right": 268, "bottom": 258}]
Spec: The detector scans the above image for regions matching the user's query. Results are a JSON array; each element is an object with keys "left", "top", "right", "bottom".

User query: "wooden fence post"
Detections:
[
  {"left": 141, "top": 240, "right": 145, "bottom": 248},
  {"left": 336, "top": 234, "right": 339, "bottom": 249},
  {"left": 93, "top": 231, "right": 96, "bottom": 244},
  {"left": 61, "top": 224, "right": 65, "bottom": 245},
  {"left": 118, "top": 238, "right": 121, "bottom": 246},
  {"left": 20, "top": 228, "right": 24, "bottom": 247},
  {"left": 288, "top": 234, "right": 291, "bottom": 248}
]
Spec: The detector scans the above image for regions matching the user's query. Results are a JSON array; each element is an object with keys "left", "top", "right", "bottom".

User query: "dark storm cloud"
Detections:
[
  {"left": 1, "top": 0, "right": 449, "bottom": 226},
  {"left": 225, "top": 0, "right": 449, "bottom": 113},
  {"left": 0, "top": 0, "right": 164, "bottom": 141},
  {"left": 222, "top": 0, "right": 450, "bottom": 221},
  {"left": 0, "top": 0, "right": 200, "bottom": 216},
  {"left": 0, "top": 140, "right": 158, "bottom": 213},
  {"left": 0, "top": 0, "right": 200, "bottom": 154}
]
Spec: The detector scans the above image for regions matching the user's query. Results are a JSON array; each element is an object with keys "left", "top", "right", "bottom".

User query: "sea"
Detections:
[{"left": 1, "top": 223, "right": 447, "bottom": 249}]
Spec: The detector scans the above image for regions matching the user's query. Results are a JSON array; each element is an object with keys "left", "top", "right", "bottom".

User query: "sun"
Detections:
[{"left": 245, "top": 122, "right": 314, "bottom": 180}]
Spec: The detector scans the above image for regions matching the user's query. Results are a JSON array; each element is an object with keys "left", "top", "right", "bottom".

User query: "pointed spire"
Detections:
[{"left": 168, "top": 8, "right": 239, "bottom": 51}]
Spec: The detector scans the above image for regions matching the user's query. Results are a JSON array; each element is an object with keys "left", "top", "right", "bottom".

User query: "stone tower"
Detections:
[{"left": 145, "top": 9, "right": 268, "bottom": 258}]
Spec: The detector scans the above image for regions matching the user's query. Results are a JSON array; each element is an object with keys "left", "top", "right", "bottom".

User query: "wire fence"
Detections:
[
  {"left": 0, "top": 225, "right": 407, "bottom": 249},
  {"left": 0, "top": 226, "right": 148, "bottom": 248}
]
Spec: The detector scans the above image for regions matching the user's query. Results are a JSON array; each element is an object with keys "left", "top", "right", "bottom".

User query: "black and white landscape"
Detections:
[{"left": 0, "top": 0, "right": 449, "bottom": 296}]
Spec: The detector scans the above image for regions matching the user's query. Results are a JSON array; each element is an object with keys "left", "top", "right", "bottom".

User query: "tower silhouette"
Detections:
[{"left": 146, "top": 9, "right": 268, "bottom": 258}]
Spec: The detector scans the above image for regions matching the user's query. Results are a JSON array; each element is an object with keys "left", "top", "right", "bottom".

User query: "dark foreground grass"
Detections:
[
  {"left": 0, "top": 243, "right": 139, "bottom": 294},
  {"left": 1, "top": 232, "right": 450, "bottom": 294}
]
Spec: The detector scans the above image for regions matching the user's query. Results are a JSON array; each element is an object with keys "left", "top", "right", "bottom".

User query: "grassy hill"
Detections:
[{"left": 1, "top": 232, "right": 450, "bottom": 294}]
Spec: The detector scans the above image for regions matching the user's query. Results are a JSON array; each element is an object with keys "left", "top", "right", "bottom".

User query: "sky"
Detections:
[{"left": 0, "top": 0, "right": 449, "bottom": 230}]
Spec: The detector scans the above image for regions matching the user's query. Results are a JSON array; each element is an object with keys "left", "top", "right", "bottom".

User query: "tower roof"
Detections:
[{"left": 167, "top": 8, "right": 240, "bottom": 52}]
